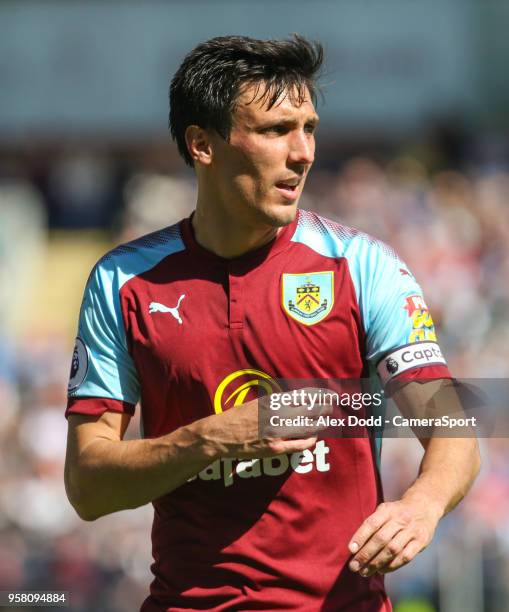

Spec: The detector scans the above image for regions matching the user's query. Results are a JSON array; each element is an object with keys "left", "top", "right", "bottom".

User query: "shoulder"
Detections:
[
  {"left": 89, "top": 222, "right": 186, "bottom": 292},
  {"left": 293, "top": 209, "right": 399, "bottom": 265}
]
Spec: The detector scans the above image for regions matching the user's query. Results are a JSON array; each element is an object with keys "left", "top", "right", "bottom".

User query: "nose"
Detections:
[{"left": 288, "top": 130, "right": 315, "bottom": 167}]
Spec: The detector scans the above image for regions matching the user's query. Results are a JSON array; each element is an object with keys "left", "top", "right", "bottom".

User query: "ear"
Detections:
[{"left": 185, "top": 125, "right": 213, "bottom": 166}]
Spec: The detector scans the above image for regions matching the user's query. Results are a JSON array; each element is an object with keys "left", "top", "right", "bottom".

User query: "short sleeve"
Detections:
[
  {"left": 363, "top": 245, "right": 449, "bottom": 385},
  {"left": 66, "top": 259, "right": 140, "bottom": 418}
]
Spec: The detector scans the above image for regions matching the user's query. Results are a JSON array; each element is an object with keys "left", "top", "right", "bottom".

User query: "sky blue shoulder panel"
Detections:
[
  {"left": 292, "top": 210, "right": 431, "bottom": 365},
  {"left": 293, "top": 210, "right": 437, "bottom": 469},
  {"left": 68, "top": 224, "right": 185, "bottom": 403}
]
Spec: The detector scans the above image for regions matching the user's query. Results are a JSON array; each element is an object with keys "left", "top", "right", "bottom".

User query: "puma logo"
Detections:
[{"left": 149, "top": 295, "right": 186, "bottom": 324}]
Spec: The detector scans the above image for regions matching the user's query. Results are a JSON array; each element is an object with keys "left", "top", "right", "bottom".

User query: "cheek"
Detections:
[
  {"left": 230, "top": 136, "right": 283, "bottom": 174},
  {"left": 223, "top": 147, "right": 259, "bottom": 181},
  {"left": 229, "top": 155, "right": 273, "bottom": 193}
]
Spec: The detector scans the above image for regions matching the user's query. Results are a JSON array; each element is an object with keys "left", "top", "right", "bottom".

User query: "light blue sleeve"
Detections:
[
  {"left": 366, "top": 248, "right": 437, "bottom": 363},
  {"left": 346, "top": 238, "right": 438, "bottom": 364},
  {"left": 67, "top": 259, "right": 140, "bottom": 404},
  {"left": 291, "top": 211, "right": 444, "bottom": 386}
]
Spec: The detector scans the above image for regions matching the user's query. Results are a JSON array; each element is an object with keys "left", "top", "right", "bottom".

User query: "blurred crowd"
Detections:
[{"left": 1, "top": 142, "right": 509, "bottom": 611}]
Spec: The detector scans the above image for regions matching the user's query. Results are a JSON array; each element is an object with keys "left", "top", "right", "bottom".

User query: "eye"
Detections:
[
  {"left": 260, "top": 124, "right": 288, "bottom": 135},
  {"left": 304, "top": 123, "right": 317, "bottom": 135}
]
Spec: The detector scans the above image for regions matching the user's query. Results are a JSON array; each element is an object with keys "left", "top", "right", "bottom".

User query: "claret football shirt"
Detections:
[{"left": 67, "top": 210, "right": 449, "bottom": 611}]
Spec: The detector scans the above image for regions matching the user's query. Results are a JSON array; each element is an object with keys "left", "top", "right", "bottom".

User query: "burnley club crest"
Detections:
[{"left": 282, "top": 272, "right": 334, "bottom": 326}]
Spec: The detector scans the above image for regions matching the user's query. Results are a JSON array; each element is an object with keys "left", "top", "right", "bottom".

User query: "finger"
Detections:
[
  {"left": 379, "top": 539, "right": 423, "bottom": 573},
  {"left": 348, "top": 520, "right": 403, "bottom": 573},
  {"left": 348, "top": 503, "right": 391, "bottom": 556},
  {"left": 356, "top": 529, "right": 413, "bottom": 577},
  {"left": 268, "top": 437, "right": 317, "bottom": 455}
]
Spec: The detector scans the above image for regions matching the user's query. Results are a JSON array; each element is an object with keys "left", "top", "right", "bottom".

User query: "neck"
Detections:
[{"left": 192, "top": 195, "right": 280, "bottom": 259}]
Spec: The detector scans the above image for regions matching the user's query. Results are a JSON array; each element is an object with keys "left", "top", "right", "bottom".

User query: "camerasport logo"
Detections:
[
  {"left": 377, "top": 341, "right": 447, "bottom": 384},
  {"left": 403, "top": 295, "right": 437, "bottom": 343}
]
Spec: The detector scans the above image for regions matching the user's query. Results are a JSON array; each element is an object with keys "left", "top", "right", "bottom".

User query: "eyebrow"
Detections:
[{"left": 257, "top": 115, "right": 320, "bottom": 129}]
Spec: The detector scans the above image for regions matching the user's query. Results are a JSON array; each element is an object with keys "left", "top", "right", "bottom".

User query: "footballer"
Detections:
[{"left": 64, "top": 35, "right": 480, "bottom": 611}]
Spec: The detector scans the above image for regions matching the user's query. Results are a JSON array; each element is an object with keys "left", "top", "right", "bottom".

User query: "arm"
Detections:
[
  {"left": 347, "top": 379, "right": 480, "bottom": 577},
  {"left": 65, "top": 395, "right": 323, "bottom": 521},
  {"left": 65, "top": 410, "right": 215, "bottom": 521},
  {"left": 391, "top": 379, "right": 480, "bottom": 516}
]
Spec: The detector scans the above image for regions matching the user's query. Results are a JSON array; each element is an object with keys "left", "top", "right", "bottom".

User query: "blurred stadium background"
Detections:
[{"left": 1, "top": 1, "right": 509, "bottom": 611}]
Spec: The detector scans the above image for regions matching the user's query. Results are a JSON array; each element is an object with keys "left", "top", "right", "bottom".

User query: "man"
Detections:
[{"left": 65, "top": 35, "right": 480, "bottom": 611}]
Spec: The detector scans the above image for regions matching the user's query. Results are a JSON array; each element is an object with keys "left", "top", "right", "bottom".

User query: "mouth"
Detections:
[{"left": 275, "top": 179, "right": 301, "bottom": 201}]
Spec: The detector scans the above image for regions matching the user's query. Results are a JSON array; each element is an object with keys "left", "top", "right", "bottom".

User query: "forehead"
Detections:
[{"left": 232, "top": 82, "right": 318, "bottom": 125}]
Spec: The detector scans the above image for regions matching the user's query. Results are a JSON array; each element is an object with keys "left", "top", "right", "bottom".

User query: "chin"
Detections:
[{"left": 259, "top": 201, "right": 299, "bottom": 228}]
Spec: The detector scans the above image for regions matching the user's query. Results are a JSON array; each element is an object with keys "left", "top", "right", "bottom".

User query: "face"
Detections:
[{"left": 207, "top": 83, "right": 319, "bottom": 228}]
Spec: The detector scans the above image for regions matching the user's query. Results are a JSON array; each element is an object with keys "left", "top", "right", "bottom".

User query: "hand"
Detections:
[
  {"left": 347, "top": 497, "right": 442, "bottom": 577},
  {"left": 199, "top": 387, "right": 333, "bottom": 460}
]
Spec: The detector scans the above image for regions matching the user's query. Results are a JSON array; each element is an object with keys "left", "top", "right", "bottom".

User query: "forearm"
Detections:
[
  {"left": 65, "top": 418, "right": 217, "bottom": 521},
  {"left": 402, "top": 436, "right": 480, "bottom": 519},
  {"left": 392, "top": 380, "right": 481, "bottom": 518},
  {"left": 65, "top": 391, "right": 324, "bottom": 521},
  {"left": 347, "top": 381, "right": 481, "bottom": 577}
]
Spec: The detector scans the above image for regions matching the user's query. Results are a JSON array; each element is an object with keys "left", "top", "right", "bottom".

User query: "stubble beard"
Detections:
[
  {"left": 248, "top": 199, "right": 298, "bottom": 229},
  {"left": 266, "top": 205, "right": 298, "bottom": 228},
  {"left": 252, "top": 185, "right": 302, "bottom": 228}
]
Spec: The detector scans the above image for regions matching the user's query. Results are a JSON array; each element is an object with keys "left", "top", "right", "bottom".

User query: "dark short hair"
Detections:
[{"left": 169, "top": 34, "right": 323, "bottom": 166}]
